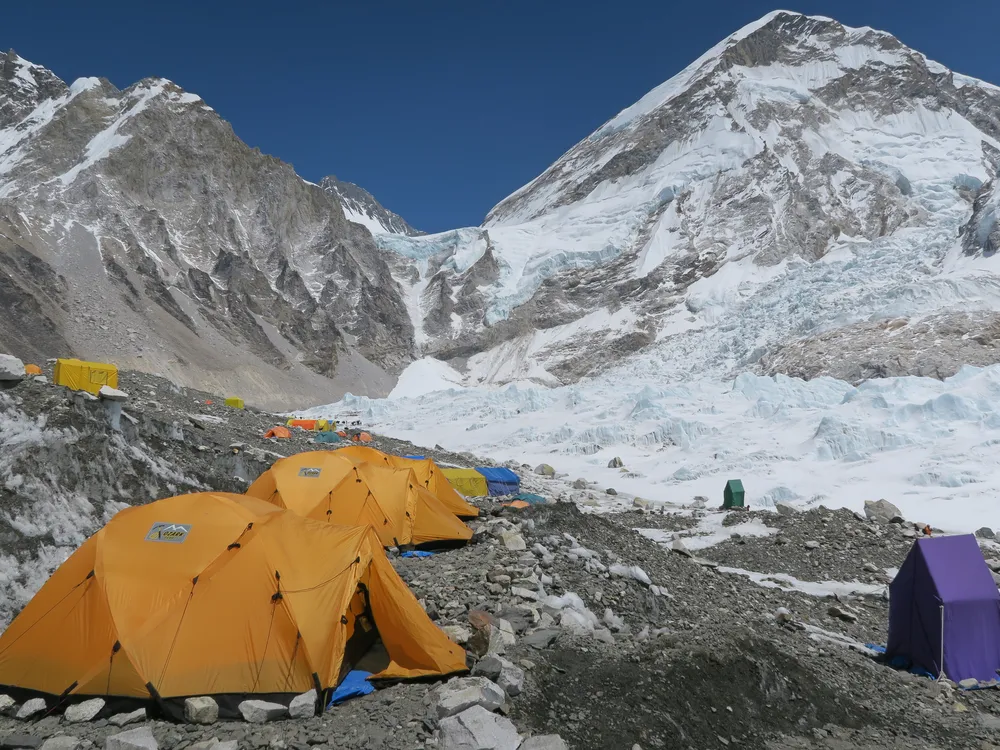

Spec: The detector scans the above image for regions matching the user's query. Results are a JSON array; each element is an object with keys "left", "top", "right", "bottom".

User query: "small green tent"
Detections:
[{"left": 723, "top": 479, "right": 745, "bottom": 509}]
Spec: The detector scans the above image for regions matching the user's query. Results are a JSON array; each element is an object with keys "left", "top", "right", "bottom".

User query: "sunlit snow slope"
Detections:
[
  {"left": 303, "top": 363, "right": 1000, "bottom": 536},
  {"left": 303, "top": 11, "right": 1000, "bottom": 536},
  {"left": 377, "top": 10, "right": 1000, "bottom": 388}
]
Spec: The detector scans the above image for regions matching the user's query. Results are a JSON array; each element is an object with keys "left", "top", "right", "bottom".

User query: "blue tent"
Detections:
[
  {"left": 475, "top": 467, "right": 520, "bottom": 496},
  {"left": 887, "top": 534, "right": 1000, "bottom": 683},
  {"left": 403, "top": 455, "right": 425, "bottom": 459}
]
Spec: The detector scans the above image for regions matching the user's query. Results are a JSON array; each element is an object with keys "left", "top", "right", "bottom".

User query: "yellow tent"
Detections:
[
  {"left": 53, "top": 358, "right": 118, "bottom": 395},
  {"left": 442, "top": 468, "right": 489, "bottom": 497},
  {"left": 246, "top": 452, "right": 473, "bottom": 548},
  {"left": 333, "top": 447, "right": 479, "bottom": 518},
  {"left": 224, "top": 397, "right": 244, "bottom": 409},
  {"left": 0, "top": 493, "right": 466, "bottom": 720}
]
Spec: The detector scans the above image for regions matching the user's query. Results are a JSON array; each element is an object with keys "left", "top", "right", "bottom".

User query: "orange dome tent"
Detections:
[
  {"left": 0, "top": 493, "right": 466, "bottom": 720},
  {"left": 263, "top": 426, "right": 292, "bottom": 439},
  {"left": 24, "top": 364, "right": 42, "bottom": 376},
  {"left": 334, "top": 447, "right": 479, "bottom": 519},
  {"left": 246, "top": 452, "right": 472, "bottom": 549}
]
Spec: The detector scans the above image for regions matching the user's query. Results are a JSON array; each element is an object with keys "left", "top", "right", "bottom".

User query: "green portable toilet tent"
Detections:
[{"left": 723, "top": 479, "right": 745, "bottom": 509}]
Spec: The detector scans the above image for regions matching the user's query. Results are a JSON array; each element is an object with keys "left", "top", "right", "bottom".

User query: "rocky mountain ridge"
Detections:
[
  {"left": 378, "top": 11, "right": 1000, "bottom": 388},
  {"left": 320, "top": 175, "right": 423, "bottom": 237},
  {"left": 5, "top": 9, "right": 1000, "bottom": 405},
  {"left": 0, "top": 49, "right": 412, "bottom": 409}
]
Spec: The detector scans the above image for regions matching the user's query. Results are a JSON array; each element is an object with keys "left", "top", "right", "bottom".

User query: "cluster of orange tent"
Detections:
[{"left": 0, "top": 446, "right": 478, "bottom": 721}]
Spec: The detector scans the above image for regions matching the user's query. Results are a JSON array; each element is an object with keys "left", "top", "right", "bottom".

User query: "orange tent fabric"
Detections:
[
  {"left": 246, "top": 452, "right": 472, "bottom": 548},
  {"left": 24, "top": 364, "right": 42, "bottom": 376},
  {"left": 358, "top": 432, "right": 373, "bottom": 443},
  {"left": 264, "top": 426, "right": 292, "bottom": 439},
  {"left": 0, "top": 493, "right": 465, "bottom": 718},
  {"left": 334, "top": 447, "right": 479, "bottom": 519}
]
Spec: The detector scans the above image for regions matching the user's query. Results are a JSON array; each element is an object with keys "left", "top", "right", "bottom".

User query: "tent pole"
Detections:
[{"left": 939, "top": 604, "right": 945, "bottom": 681}]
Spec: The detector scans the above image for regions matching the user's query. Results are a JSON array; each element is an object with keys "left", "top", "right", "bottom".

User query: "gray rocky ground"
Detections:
[{"left": 4, "top": 368, "right": 1000, "bottom": 748}]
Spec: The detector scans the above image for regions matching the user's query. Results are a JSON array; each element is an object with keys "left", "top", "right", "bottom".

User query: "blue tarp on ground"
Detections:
[
  {"left": 887, "top": 534, "right": 1000, "bottom": 683},
  {"left": 513, "top": 493, "right": 546, "bottom": 504},
  {"left": 328, "top": 670, "right": 375, "bottom": 708},
  {"left": 400, "top": 550, "right": 434, "bottom": 558},
  {"left": 403, "top": 455, "right": 425, "bottom": 459},
  {"left": 475, "top": 467, "right": 520, "bottom": 496}
]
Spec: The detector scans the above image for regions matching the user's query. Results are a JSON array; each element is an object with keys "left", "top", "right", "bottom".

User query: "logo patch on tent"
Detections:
[
  {"left": 298, "top": 467, "right": 322, "bottom": 478},
  {"left": 145, "top": 523, "right": 191, "bottom": 543}
]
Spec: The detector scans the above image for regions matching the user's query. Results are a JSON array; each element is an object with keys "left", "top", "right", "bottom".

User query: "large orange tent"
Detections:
[
  {"left": 0, "top": 493, "right": 466, "bottom": 720},
  {"left": 334, "top": 446, "right": 479, "bottom": 519},
  {"left": 246, "top": 452, "right": 472, "bottom": 549}
]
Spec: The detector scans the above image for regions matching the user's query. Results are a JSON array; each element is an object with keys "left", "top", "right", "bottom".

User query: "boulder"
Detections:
[
  {"left": 960, "top": 678, "right": 979, "bottom": 689},
  {"left": 64, "top": 698, "right": 104, "bottom": 723},
  {"left": 0, "top": 354, "right": 24, "bottom": 386},
  {"left": 977, "top": 527, "right": 996, "bottom": 540},
  {"left": 442, "top": 625, "right": 473, "bottom": 645},
  {"left": 98, "top": 386, "right": 129, "bottom": 402},
  {"left": 109, "top": 709, "right": 146, "bottom": 727},
  {"left": 774, "top": 502, "right": 797, "bottom": 516},
  {"left": 670, "top": 539, "right": 692, "bottom": 557},
  {"left": 500, "top": 531, "right": 526, "bottom": 551},
  {"left": 183, "top": 697, "right": 218, "bottom": 725},
  {"left": 288, "top": 689, "right": 317, "bottom": 719},
  {"left": 510, "top": 587, "right": 539, "bottom": 602},
  {"left": 16, "top": 698, "right": 47, "bottom": 720},
  {"left": 0, "top": 695, "right": 15, "bottom": 715},
  {"left": 827, "top": 605, "right": 858, "bottom": 623},
  {"left": 438, "top": 705, "right": 521, "bottom": 750},
  {"left": 608, "top": 457, "right": 624, "bottom": 469},
  {"left": 429, "top": 677, "right": 506, "bottom": 719},
  {"left": 571, "top": 479, "right": 588, "bottom": 490},
  {"left": 605, "top": 488, "right": 617, "bottom": 496},
  {"left": 804, "top": 540, "right": 821, "bottom": 550},
  {"left": 534, "top": 464, "right": 555, "bottom": 477},
  {"left": 473, "top": 654, "right": 525, "bottom": 697},
  {"left": 40, "top": 738, "right": 81, "bottom": 750},
  {"left": 238, "top": 700, "right": 287, "bottom": 723},
  {"left": 0, "top": 736, "right": 42, "bottom": 749},
  {"left": 105, "top": 727, "right": 158, "bottom": 750},
  {"left": 864, "top": 499, "right": 902, "bottom": 524},
  {"left": 520, "top": 736, "right": 569, "bottom": 750}
]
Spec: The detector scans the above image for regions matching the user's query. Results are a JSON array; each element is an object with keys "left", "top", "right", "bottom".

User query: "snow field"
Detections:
[{"left": 303, "top": 362, "right": 1000, "bottom": 537}]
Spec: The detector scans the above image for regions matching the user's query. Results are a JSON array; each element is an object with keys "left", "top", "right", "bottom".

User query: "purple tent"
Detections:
[{"left": 887, "top": 534, "right": 1000, "bottom": 682}]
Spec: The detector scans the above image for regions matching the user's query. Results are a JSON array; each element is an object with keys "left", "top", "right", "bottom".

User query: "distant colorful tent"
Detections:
[
  {"left": 474, "top": 467, "right": 520, "bottom": 496},
  {"left": 334, "top": 448, "right": 479, "bottom": 519},
  {"left": 24, "top": 364, "right": 42, "bottom": 376},
  {"left": 315, "top": 432, "right": 343, "bottom": 444},
  {"left": 287, "top": 419, "right": 331, "bottom": 432},
  {"left": 263, "top": 426, "right": 291, "bottom": 439},
  {"left": 887, "top": 535, "right": 1000, "bottom": 682},
  {"left": 441, "top": 468, "right": 489, "bottom": 498},
  {"left": 0, "top": 493, "right": 466, "bottom": 719},
  {"left": 513, "top": 492, "right": 546, "bottom": 505},
  {"left": 246, "top": 452, "right": 472, "bottom": 549}
]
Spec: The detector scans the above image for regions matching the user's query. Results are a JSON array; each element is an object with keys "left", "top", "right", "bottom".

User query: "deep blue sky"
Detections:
[{"left": 4, "top": 1, "right": 998, "bottom": 233}]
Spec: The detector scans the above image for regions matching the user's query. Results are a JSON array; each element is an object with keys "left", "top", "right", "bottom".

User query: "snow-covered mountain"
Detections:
[
  {"left": 379, "top": 11, "right": 1000, "bottom": 387},
  {"left": 320, "top": 175, "right": 423, "bottom": 237},
  {"left": 0, "top": 50, "right": 413, "bottom": 409}
]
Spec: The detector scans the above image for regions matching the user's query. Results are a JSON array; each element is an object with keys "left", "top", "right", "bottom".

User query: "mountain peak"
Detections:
[{"left": 320, "top": 175, "right": 423, "bottom": 237}]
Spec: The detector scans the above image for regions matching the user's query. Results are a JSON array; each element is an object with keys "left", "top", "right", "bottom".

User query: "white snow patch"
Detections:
[
  {"left": 389, "top": 358, "right": 466, "bottom": 399},
  {"left": 717, "top": 567, "right": 886, "bottom": 597}
]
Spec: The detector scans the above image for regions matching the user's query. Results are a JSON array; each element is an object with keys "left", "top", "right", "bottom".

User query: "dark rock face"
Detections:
[
  {"left": 320, "top": 175, "right": 423, "bottom": 237},
  {"left": 0, "top": 63, "right": 413, "bottom": 408}
]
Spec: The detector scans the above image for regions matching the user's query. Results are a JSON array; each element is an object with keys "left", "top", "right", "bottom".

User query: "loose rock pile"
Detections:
[{"left": 5, "top": 367, "right": 1000, "bottom": 748}]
